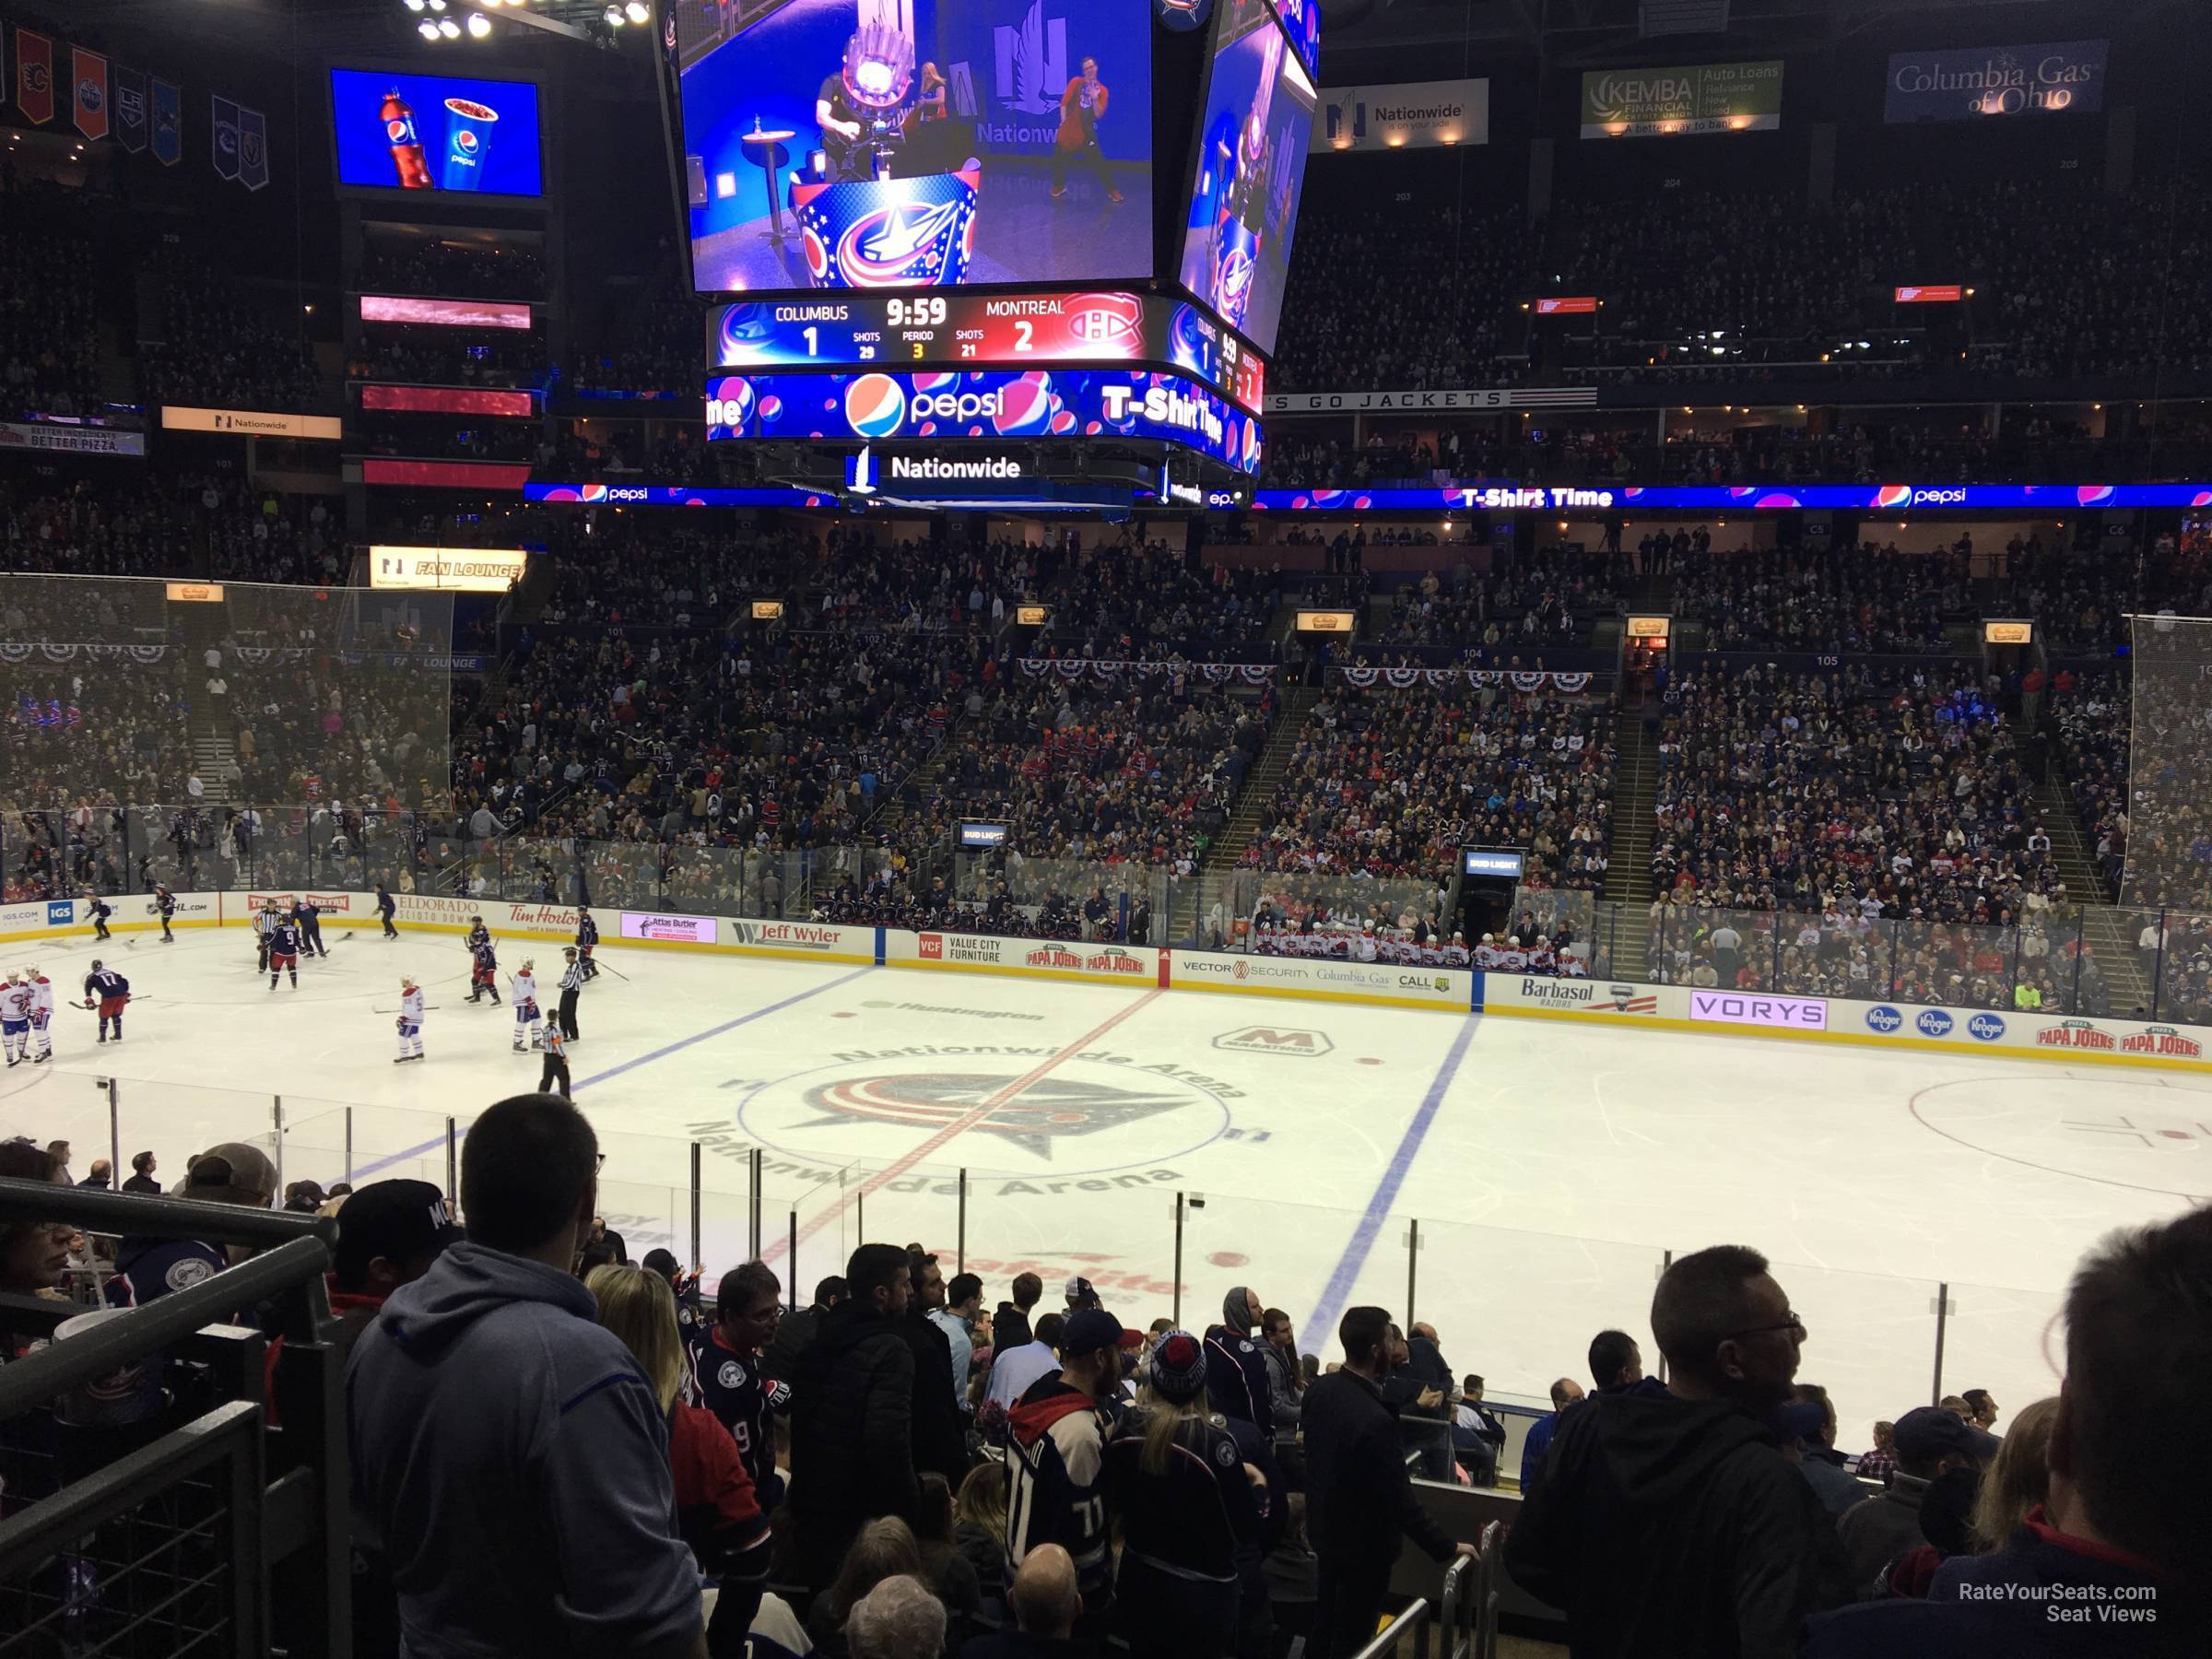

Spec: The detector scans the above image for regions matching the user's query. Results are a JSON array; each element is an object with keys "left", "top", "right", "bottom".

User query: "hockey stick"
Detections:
[
  {"left": 371, "top": 1002, "right": 444, "bottom": 1014},
  {"left": 592, "top": 959, "right": 630, "bottom": 983}
]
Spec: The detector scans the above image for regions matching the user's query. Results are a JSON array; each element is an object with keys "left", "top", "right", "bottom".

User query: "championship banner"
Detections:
[
  {"left": 0, "top": 422, "right": 146, "bottom": 457},
  {"left": 1884, "top": 41, "right": 2106, "bottom": 123},
  {"left": 113, "top": 65, "right": 147, "bottom": 153},
  {"left": 71, "top": 46, "right": 106, "bottom": 141},
  {"left": 236, "top": 103, "right": 268, "bottom": 190},
  {"left": 1580, "top": 60, "right": 1783, "bottom": 138},
  {"left": 151, "top": 76, "right": 180, "bottom": 164},
  {"left": 210, "top": 94, "right": 239, "bottom": 181},
  {"left": 15, "top": 28, "right": 51, "bottom": 126},
  {"left": 1313, "top": 78, "right": 1489, "bottom": 152}
]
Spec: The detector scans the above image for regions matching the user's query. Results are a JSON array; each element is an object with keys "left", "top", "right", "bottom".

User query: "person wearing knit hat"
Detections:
[{"left": 1104, "top": 1328, "right": 1265, "bottom": 1657}]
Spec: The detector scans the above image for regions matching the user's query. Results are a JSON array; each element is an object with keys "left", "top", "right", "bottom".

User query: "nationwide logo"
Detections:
[
  {"left": 1214, "top": 1026, "right": 1333, "bottom": 1057},
  {"left": 2121, "top": 1025, "right": 2204, "bottom": 1059},
  {"left": 993, "top": 0, "right": 1068, "bottom": 115},
  {"left": 1917, "top": 1009, "right": 1955, "bottom": 1038},
  {"left": 1866, "top": 1005, "right": 1904, "bottom": 1033},
  {"left": 1967, "top": 1013, "right": 2006, "bottom": 1042},
  {"left": 2038, "top": 1019, "right": 2116, "bottom": 1052}
]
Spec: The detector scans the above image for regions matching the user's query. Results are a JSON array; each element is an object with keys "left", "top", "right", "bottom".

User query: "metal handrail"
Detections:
[
  {"left": 1350, "top": 1596, "right": 1432, "bottom": 1659},
  {"left": 0, "top": 1233, "right": 332, "bottom": 1418},
  {"left": 0, "top": 1176, "right": 336, "bottom": 1249},
  {"left": 1438, "top": 1554, "right": 1474, "bottom": 1658}
]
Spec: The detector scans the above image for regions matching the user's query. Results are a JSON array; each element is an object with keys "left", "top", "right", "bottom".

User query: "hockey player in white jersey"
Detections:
[
  {"left": 395, "top": 977, "right": 426, "bottom": 1064},
  {"left": 0, "top": 970, "right": 30, "bottom": 1067},
  {"left": 509, "top": 959, "right": 543, "bottom": 1053},
  {"left": 25, "top": 964, "right": 54, "bottom": 1064}
]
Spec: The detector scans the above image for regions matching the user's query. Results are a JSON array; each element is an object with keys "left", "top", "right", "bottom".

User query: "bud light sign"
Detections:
[{"left": 707, "top": 368, "right": 1263, "bottom": 474}]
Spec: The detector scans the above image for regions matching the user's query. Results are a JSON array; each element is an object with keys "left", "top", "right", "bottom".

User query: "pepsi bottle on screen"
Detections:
[{"left": 382, "top": 89, "right": 432, "bottom": 190}]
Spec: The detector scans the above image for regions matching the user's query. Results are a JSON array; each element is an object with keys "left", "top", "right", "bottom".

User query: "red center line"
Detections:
[{"left": 765, "top": 987, "right": 1165, "bottom": 1265}]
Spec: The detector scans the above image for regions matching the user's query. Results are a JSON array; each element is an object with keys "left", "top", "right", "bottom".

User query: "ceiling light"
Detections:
[
  {"left": 605, "top": 4, "right": 624, "bottom": 22},
  {"left": 405, "top": 0, "right": 426, "bottom": 10},
  {"left": 625, "top": 0, "right": 651, "bottom": 20},
  {"left": 467, "top": 11, "right": 491, "bottom": 34},
  {"left": 439, "top": 15, "right": 460, "bottom": 35},
  {"left": 429, "top": 0, "right": 447, "bottom": 9},
  {"left": 418, "top": 18, "right": 439, "bottom": 36}
]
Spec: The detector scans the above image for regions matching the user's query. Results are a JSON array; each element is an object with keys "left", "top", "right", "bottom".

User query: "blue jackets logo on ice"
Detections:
[
  {"left": 1865, "top": 1006, "right": 1903, "bottom": 1034},
  {"left": 801, "top": 1072, "right": 1192, "bottom": 1161},
  {"left": 46, "top": 900, "right": 74, "bottom": 925},
  {"left": 1968, "top": 1013, "right": 2006, "bottom": 1041},
  {"left": 1916, "top": 1009, "right": 1955, "bottom": 1037}
]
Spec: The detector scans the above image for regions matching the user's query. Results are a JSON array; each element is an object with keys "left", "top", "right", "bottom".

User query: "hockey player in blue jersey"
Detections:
[
  {"left": 269, "top": 918, "right": 302, "bottom": 990},
  {"left": 83, "top": 959, "right": 131, "bottom": 1042}
]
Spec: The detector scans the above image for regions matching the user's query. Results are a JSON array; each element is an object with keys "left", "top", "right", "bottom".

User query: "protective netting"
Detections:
[
  {"left": 0, "top": 574, "right": 453, "bottom": 812},
  {"left": 2122, "top": 613, "right": 2212, "bottom": 911}
]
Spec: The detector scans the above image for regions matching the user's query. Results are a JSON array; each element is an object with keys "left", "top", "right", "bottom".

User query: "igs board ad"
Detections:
[
  {"left": 674, "top": 0, "right": 1154, "bottom": 296},
  {"left": 1178, "top": 0, "right": 1318, "bottom": 357},
  {"left": 331, "top": 69, "right": 544, "bottom": 196}
]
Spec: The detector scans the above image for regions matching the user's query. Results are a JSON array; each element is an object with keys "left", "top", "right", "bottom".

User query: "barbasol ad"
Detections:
[{"left": 1481, "top": 975, "right": 1677, "bottom": 1017}]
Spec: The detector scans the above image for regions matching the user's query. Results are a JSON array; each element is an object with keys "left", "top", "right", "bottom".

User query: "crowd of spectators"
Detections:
[
  {"left": 1673, "top": 544, "right": 1970, "bottom": 652},
  {"left": 8, "top": 1109, "right": 2205, "bottom": 1658},
  {"left": 347, "top": 331, "right": 546, "bottom": 389},
  {"left": 1040, "top": 542, "right": 1279, "bottom": 660},
  {"left": 139, "top": 233, "right": 322, "bottom": 414},
  {"left": 1653, "top": 662, "right": 2061, "bottom": 928},
  {"left": 357, "top": 239, "right": 548, "bottom": 300},
  {"left": 1372, "top": 548, "right": 1632, "bottom": 652},
  {"left": 1243, "top": 682, "right": 1615, "bottom": 888}
]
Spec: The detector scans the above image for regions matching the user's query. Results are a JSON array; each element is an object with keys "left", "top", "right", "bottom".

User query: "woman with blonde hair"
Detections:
[
  {"left": 1969, "top": 1394, "right": 2058, "bottom": 1551},
  {"left": 587, "top": 1264, "right": 770, "bottom": 1637},
  {"left": 953, "top": 1460, "right": 1007, "bottom": 1585}
]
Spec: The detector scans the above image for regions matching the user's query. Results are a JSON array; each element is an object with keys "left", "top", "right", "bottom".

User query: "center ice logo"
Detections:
[{"left": 799, "top": 1072, "right": 1189, "bottom": 1160}]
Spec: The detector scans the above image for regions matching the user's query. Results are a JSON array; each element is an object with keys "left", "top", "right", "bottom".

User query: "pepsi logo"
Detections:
[
  {"left": 456, "top": 130, "right": 480, "bottom": 155},
  {"left": 842, "top": 373, "right": 909, "bottom": 440},
  {"left": 386, "top": 119, "right": 412, "bottom": 143}
]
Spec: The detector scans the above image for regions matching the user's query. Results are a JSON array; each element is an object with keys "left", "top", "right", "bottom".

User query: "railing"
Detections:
[
  {"left": 0, "top": 1182, "right": 350, "bottom": 1658},
  {"left": 22, "top": 1077, "right": 2068, "bottom": 1462}
]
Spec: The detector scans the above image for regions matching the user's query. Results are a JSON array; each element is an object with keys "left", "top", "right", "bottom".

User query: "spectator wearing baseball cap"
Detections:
[
  {"left": 330, "top": 1179, "right": 463, "bottom": 1343},
  {"left": 1062, "top": 1276, "right": 1099, "bottom": 1311},
  {"left": 1004, "top": 1306, "right": 1124, "bottom": 1620},
  {"left": 1104, "top": 1329, "right": 1265, "bottom": 1656},
  {"left": 106, "top": 1141, "right": 277, "bottom": 1309},
  {"left": 1836, "top": 1405, "right": 2001, "bottom": 1591}
]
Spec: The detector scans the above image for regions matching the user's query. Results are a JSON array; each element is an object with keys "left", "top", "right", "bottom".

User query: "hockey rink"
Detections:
[{"left": 5, "top": 923, "right": 2204, "bottom": 1444}]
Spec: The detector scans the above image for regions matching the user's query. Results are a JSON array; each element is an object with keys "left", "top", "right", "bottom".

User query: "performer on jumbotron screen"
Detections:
[
  {"left": 815, "top": 23, "right": 914, "bottom": 182},
  {"left": 1053, "top": 55, "right": 1124, "bottom": 206}
]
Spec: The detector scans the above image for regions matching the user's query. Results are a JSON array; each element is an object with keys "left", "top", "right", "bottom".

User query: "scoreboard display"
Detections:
[{"left": 708, "top": 289, "right": 1265, "bottom": 412}]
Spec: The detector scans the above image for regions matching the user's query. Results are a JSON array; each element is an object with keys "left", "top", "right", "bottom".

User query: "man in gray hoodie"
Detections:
[{"left": 347, "top": 1093, "right": 707, "bottom": 1659}]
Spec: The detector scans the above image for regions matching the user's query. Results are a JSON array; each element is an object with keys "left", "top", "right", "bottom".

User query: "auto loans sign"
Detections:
[{"left": 1885, "top": 41, "right": 2106, "bottom": 123}]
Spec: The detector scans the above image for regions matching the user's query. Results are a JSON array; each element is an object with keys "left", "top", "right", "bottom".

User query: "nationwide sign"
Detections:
[
  {"left": 1885, "top": 40, "right": 2106, "bottom": 123},
  {"left": 1313, "top": 78, "right": 1489, "bottom": 152},
  {"left": 1265, "top": 386, "right": 1598, "bottom": 415},
  {"left": 1580, "top": 61, "right": 1784, "bottom": 138},
  {"left": 1254, "top": 482, "right": 2212, "bottom": 512},
  {"left": 162, "top": 406, "right": 344, "bottom": 440}
]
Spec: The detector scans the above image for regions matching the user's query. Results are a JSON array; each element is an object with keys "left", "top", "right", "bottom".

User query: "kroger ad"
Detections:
[
  {"left": 674, "top": 0, "right": 1154, "bottom": 296},
  {"left": 1178, "top": 0, "right": 1318, "bottom": 356},
  {"left": 331, "top": 69, "right": 543, "bottom": 196},
  {"left": 706, "top": 368, "right": 1265, "bottom": 473}
]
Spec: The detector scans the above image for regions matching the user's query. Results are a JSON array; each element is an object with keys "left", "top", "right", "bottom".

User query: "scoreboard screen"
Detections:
[
  {"left": 708, "top": 288, "right": 1265, "bottom": 412},
  {"left": 1178, "top": 0, "right": 1317, "bottom": 357},
  {"left": 672, "top": 0, "right": 1156, "bottom": 297}
]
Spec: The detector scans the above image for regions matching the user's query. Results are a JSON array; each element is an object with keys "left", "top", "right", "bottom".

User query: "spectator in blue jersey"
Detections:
[
  {"left": 1519, "top": 1376, "right": 1585, "bottom": 1489},
  {"left": 1005, "top": 1307, "right": 1124, "bottom": 1620},
  {"left": 787, "top": 1243, "right": 919, "bottom": 1593},
  {"left": 347, "top": 1093, "right": 706, "bottom": 1659},
  {"left": 1103, "top": 1328, "right": 1265, "bottom": 1657},
  {"left": 107, "top": 1142, "right": 277, "bottom": 1308},
  {"left": 693, "top": 1261, "right": 789, "bottom": 1512},
  {"left": 1206, "top": 1285, "right": 1275, "bottom": 1437}
]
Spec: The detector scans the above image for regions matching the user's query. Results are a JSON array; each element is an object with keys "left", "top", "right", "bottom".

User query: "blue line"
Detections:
[
  {"left": 350, "top": 964, "right": 876, "bottom": 1178},
  {"left": 1305, "top": 1014, "right": 1482, "bottom": 1343}
]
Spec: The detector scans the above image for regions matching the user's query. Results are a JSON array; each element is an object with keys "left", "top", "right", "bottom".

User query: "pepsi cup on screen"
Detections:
[{"left": 441, "top": 96, "right": 499, "bottom": 191}]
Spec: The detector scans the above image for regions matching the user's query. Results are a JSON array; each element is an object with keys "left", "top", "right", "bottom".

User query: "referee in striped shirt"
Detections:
[{"left": 557, "top": 947, "right": 584, "bottom": 1042}]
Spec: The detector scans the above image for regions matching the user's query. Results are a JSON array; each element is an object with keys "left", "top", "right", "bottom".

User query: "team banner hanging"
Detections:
[
  {"left": 113, "top": 65, "right": 147, "bottom": 153},
  {"left": 236, "top": 103, "right": 267, "bottom": 190},
  {"left": 1580, "top": 60, "right": 1783, "bottom": 138},
  {"left": 151, "top": 76, "right": 180, "bottom": 164},
  {"left": 70, "top": 46, "right": 107, "bottom": 141},
  {"left": 1337, "top": 667, "right": 1595, "bottom": 693},
  {"left": 15, "top": 28, "right": 51, "bottom": 126},
  {"left": 1313, "top": 78, "right": 1490, "bottom": 152},
  {"left": 1884, "top": 40, "right": 2106, "bottom": 123},
  {"left": 1017, "top": 659, "right": 1279, "bottom": 686},
  {"left": 210, "top": 94, "right": 239, "bottom": 181}
]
